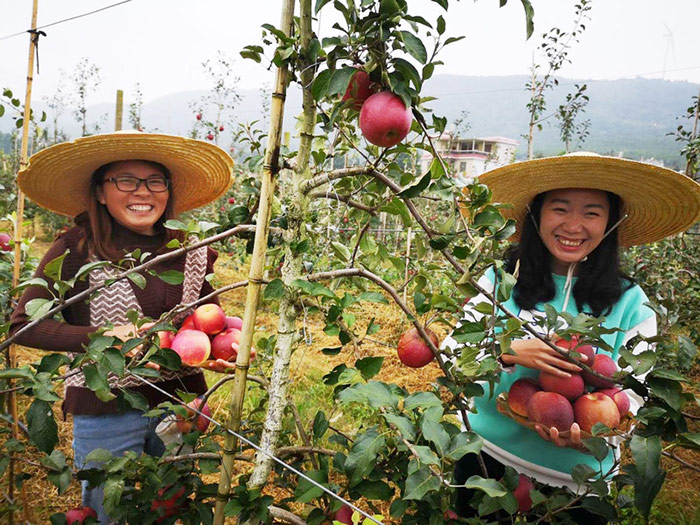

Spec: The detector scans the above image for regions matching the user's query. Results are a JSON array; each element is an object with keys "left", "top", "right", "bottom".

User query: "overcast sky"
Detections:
[{"left": 2, "top": 0, "right": 699, "bottom": 108}]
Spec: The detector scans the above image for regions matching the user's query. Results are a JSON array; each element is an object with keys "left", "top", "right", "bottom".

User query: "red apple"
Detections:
[
  {"left": 211, "top": 328, "right": 241, "bottom": 361},
  {"left": 396, "top": 326, "right": 439, "bottom": 368},
  {"left": 333, "top": 504, "right": 354, "bottom": 524},
  {"left": 527, "top": 391, "right": 574, "bottom": 431},
  {"left": 171, "top": 329, "right": 211, "bottom": 366},
  {"left": 179, "top": 314, "right": 195, "bottom": 331},
  {"left": 206, "top": 133, "right": 214, "bottom": 140},
  {"left": 0, "top": 232, "right": 11, "bottom": 251},
  {"left": 538, "top": 371, "right": 585, "bottom": 401},
  {"left": 219, "top": 125, "right": 224, "bottom": 131},
  {"left": 151, "top": 485, "right": 186, "bottom": 521},
  {"left": 507, "top": 378, "right": 541, "bottom": 417},
  {"left": 196, "top": 113, "right": 202, "bottom": 120},
  {"left": 557, "top": 337, "right": 595, "bottom": 366},
  {"left": 597, "top": 388, "right": 631, "bottom": 417},
  {"left": 582, "top": 354, "right": 617, "bottom": 388},
  {"left": 157, "top": 330, "right": 175, "bottom": 349},
  {"left": 228, "top": 197, "right": 236, "bottom": 204},
  {"left": 443, "top": 509, "right": 459, "bottom": 522},
  {"left": 192, "top": 303, "right": 226, "bottom": 335},
  {"left": 574, "top": 392, "right": 620, "bottom": 433},
  {"left": 64, "top": 507, "right": 97, "bottom": 524},
  {"left": 359, "top": 91, "right": 412, "bottom": 148},
  {"left": 176, "top": 397, "right": 211, "bottom": 433},
  {"left": 224, "top": 316, "right": 243, "bottom": 331},
  {"left": 341, "top": 69, "right": 374, "bottom": 110},
  {"left": 513, "top": 474, "right": 535, "bottom": 513}
]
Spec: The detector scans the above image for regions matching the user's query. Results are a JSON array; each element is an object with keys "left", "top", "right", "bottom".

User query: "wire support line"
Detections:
[
  {"left": 0, "top": 0, "right": 133, "bottom": 41},
  {"left": 125, "top": 371, "right": 384, "bottom": 525}
]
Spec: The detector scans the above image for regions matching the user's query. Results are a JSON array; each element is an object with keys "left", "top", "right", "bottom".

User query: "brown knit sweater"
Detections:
[{"left": 10, "top": 224, "right": 216, "bottom": 415}]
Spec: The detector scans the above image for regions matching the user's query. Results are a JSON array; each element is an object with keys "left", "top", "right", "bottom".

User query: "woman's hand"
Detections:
[
  {"left": 501, "top": 338, "right": 588, "bottom": 378},
  {"left": 534, "top": 422, "right": 589, "bottom": 453},
  {"left": 194, "top": 359, "right": 237, "bottom": 374}
]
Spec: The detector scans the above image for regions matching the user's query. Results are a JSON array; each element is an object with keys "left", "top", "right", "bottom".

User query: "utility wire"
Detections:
[
  {"left": 126, "top": 371, "right": 384, "bottom": 525},
  {"left": 0, "top": 0, "right": 132, "bottom": 41}
]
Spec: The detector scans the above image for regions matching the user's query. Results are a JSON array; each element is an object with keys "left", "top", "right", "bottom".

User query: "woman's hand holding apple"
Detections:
[{"left": 501, "top": 338, "right": 586, "bottom": 378}]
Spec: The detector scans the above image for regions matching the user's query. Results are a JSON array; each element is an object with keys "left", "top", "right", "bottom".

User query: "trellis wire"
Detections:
[{"left": 126, "top": 372, "right": 384, "bottom": 524}]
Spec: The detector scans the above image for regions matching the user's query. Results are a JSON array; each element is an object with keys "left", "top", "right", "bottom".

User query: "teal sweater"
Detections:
[{"left": 461, "top": 269, "right": 655, "bottom": 485}]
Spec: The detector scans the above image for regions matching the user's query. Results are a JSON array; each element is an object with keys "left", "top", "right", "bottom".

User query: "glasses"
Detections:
[{"left": 105, "top": 176, "right": 170, "bottom": 193}]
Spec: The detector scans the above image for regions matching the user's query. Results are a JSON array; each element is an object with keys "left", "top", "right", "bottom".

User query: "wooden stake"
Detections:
[
  {"left": 685, "top": 84, "right": 700, "bottom": 177},
  {"left": 212, "top": 1, "right": 295, "bottom": 522},
  {"left": 9, "top": 2, "right": 39, "bottom": 523},
  {"left": 115, "top": 89, "right": 124, "bottom": 131}
]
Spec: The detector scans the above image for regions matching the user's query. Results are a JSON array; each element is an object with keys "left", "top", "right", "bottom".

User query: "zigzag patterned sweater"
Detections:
[{"left": 10, "top": 224, "right": 213, "bottom": 416}]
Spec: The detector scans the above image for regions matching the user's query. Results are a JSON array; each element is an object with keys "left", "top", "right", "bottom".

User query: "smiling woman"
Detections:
[{"left": 10, "top": 131, "right": 234, "bottom": 523}]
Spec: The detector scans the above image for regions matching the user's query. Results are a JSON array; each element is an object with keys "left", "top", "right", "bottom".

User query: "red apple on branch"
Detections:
[
  {"left": 0, "top": 232, "right": 11, "bottom": 251},
  {"left": 513, "top": 474, "right": 535, "bottom": 513},
  {"left": 176, "top": 397, "right": 212, "bottom": 433},
  {"left": 333, "top": 504, "right": 354, "bottom": 524},
  {"left": 397, "top": 326, "right": 439, "bottom": 368},
  {"left": 64, "top": 507, "right": 97, "bottom": 524},
  {"left": 582, "top": 353, "right": 617, "bottom": 388},
  {"left": 359, "top": 91, "right": 412, "bottom": 148},
  {"left": 341, "top": 69, "right": 374, "bottom": 110},
  {"left": 151, "top": 485, "right": 186, "bottom": 521}
]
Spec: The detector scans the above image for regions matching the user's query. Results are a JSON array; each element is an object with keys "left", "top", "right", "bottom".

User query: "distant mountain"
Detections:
[{"left": 2, "top": 75, "right": 696, "bottom": 168}]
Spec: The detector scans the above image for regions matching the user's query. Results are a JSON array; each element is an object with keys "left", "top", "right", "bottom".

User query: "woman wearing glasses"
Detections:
[{"left": 11, "top": 132, "right": 234, "bottom": 522}]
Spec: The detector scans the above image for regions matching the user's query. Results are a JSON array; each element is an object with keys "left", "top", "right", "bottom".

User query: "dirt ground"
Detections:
[{"left": 5, "top": 249, "right": 699, "bottom": 524}]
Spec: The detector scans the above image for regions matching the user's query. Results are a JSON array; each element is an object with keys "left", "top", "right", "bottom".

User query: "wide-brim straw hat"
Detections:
[
  {"left": 478, "top": 152, "right": 700, "bottom": 247},
  {"left": 18, "top": 131, "right": 234, "bottom": 217}
]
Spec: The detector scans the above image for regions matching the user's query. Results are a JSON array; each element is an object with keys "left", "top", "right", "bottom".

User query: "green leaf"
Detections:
[
  {"left": 357, "top": 292, "right": 388, "bottom": 304},
  {"left": 0, "top": 366, "right": 36, "bottom": 380},
  {"left": 519, "top": 0, "right": 535, "bottom": 39},
  {"left": 155, "top": 270, "right": 184, "bottom": 285},
  {"left": 582, "top": 437, "right": 610, "bottom": 462},
  {"left": 314, "top": 0, "right": 332, "bottom": 14},
  {"left": 26, "top": 399, "right": 58, "bottom": 454},
  {"left": 37, "top": 353, "right": 71, "bottom": 375},
  {"left": 354, "top": 479, "right": 394, "bottom": 500},
  {"left": 25, "top": 298, "right": 55, "bottom": 321},
  {"left": 101, "top": 348, "right": 125, "bottom": 377},
  {"left": 379, "top": 197, "right": 412, "bottom": 227},
  {"left": 399, "top": 31, "right": 428, "bottom": 64},
  {"left": 447, "top": 432, "right": 483, "bottom": 460},
  {"left": 582, "top": 498, "right": 618, "bottom": 522},
  {"left": 85, "top": 448, "right": 114, "bottom": 463},
  {"left": 331, "top": 241, "right": 351, "bottom": 263},
  {"left": 312, "top": 411, "right": 329, "bottom": 439},
  {"left": 264, "top": 278, "right": 286, "bottom": 300},
  {"left": 120, "top": 390, "right": 148, "bottom": 412},
  {"left": 74, "top": 261, "right": 110, "bottom": 281},
  {"left": 384, "top": 413, "right": 416, "bottom": 441},
  {"left": 311, "top": 69, "right": 333, "bottom": 101},
  {"left": 648, "top": 377, "right": 682, "bottom": 411},
  {"left": 294, "top": 470, "right": 327, "bottom": 503},
  {"left": 649, "top": 368, "right": 687, "bottom": 382},
  {"left": 126, "top": 272, "right": 147, "bottom": 289},
  {"left": 329, "top": 67, "right": 358, "bottom": 97},
  {"left": 355, "top": 357, "right": 384, "bottom": 380},
  {"left": 338, "top": 381, "right": 399, "bottom": 409},
  {"left": 404, "top": 392, "right": 442, "bottom": 411},
  {"left": 464, "top": 475, "right": 507, "bottom": 497},
  {"left": 411, "top": 445, "right": 440, "bottom": 466},
  {"left": 43, "top": 251, "right": 68, "bottom": 282},
  {"left": 345, "top": 429, "right": 386, "bottom": 485},
  {"left": 398, "top": 172, "right": 431, "bottom": 199},
  {"left": 627, "top": 435, "right": 665, "bottom": 520},
  {"left": 420, "top": 419, "right": 450, "bottom": 456},
  {"left": 619, "top": 348, "right": 656, "bottom": 376},
  {"left": 404, "top": 466, "right": 440, "bottom": 499},
  {"left": 293, "top": 279, "right": 338, "bottom": 300}
]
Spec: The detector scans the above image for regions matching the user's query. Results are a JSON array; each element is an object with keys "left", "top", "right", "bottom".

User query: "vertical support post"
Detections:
[
  {"left": 115, "top": 89, "right": 124, "bottom": 131},
  {"left": 9, "top": 2, "right": 40, "bottom": 523}
]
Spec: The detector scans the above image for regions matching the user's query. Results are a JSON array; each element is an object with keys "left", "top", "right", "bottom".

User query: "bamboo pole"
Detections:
[
  {"left": 212, "top": 1, "right": 295, "bottom": 522},
  {"left": 115, "top": 89, "right": 123, "bottom": 131},
  {"left": 685, "top": 83, "right": 700, "bottom": 177},
  {"left": 8, "top": 3, "right": 40, "bottom": 523},
  {"left": 245, "top": 0, "right": 316, "bottom": 500}
]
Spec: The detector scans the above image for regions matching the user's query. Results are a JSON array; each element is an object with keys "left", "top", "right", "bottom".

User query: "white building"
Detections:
[{"left": 420, "top": 134, "right": 519, "bottom": 186}]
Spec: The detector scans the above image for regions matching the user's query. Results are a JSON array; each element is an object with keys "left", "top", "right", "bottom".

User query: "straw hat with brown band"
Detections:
[
  {"left": 18, "top": 131, "right": 234, "bottom": 217},
  {"left": 478, "top": 152, "right": 700, "bottom": 247}
]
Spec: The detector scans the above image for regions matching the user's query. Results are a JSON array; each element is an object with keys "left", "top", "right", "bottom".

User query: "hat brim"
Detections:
[
  {"left": 18, "top": 132, "right": 234, "bottom": 217},
  {"left": 478, "top": 154, "right": 700, "bottom": 247}
]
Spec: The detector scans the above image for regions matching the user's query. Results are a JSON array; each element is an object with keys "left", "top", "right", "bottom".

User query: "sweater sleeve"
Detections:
[
  {"left": 9, "top": 233, "right": 97, "bottom": 353},
  {"left": 200, "top": 246, "right": 220, "bottom": 304}
]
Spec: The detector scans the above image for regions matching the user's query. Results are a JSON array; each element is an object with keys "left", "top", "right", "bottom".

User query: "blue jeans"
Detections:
[{"left": 73, "top": 411, "right": 166, "bottom": 524}]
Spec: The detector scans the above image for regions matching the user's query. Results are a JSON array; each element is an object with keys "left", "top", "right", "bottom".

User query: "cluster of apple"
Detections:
[
  {"left": 341, "top": 69, "right": 413, "bottom": 148},
  {"left": 63, "top": 507, "right": 97, "bottom": 524},
  {"left": 507, "top": 339, "right": 629, "bottom": 435},
  {"left": 157, "top": 303, "right": 246, "bottom": 366}
]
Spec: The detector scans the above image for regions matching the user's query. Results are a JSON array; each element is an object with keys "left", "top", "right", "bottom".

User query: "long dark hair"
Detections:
[
  {"left": 504, "top": 190, "right": 632, "bottom": 317},
  {"left": 74, "top": 160, "right": 183, "bottom": 261}
]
